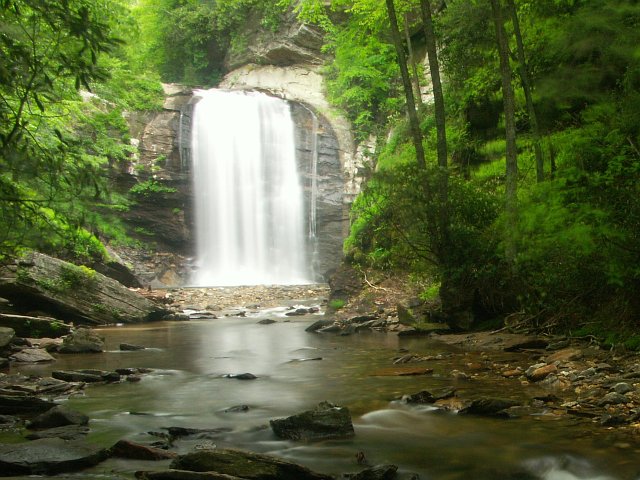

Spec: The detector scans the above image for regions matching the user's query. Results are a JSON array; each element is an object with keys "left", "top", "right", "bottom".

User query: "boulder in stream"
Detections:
[
  {"left": 27, "top": 405, "right": 89, "bottom": 429},
  {"left": 168, "top": 448, "right": 334, "bottom": 480},
  {"left": 58, "top": 328, "right": 104, "bottom": 353},
  {"left": 257, "top": 319, "right": 276, "bottom": 325},
  {"left": 120, "top": 343, "right": 146, "bottom": 351},
  {"left": 109, "top": 439, "right": 177, "bottom": 461},
  {"left": 10, "top": 348, "right": 56, "bottom": 363},
  {"left": 270, "top": 401, "right": 355, "bottom": 441},
  {"left": 222, "top": 373, "right": 257, "bottom": 380},
  {"left": 305, "top": 319, "right": 334, "bottom": 333},
  {"left": 0, "top": 437, "right": 108, "bottom": 475}
]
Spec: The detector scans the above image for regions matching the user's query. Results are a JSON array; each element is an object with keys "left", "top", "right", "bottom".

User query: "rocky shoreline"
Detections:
[{"left": 1, "top": 283, "right": 640, "bottom": 478}]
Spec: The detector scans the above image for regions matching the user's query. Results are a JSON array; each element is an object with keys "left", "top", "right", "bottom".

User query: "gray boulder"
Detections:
[
  {"left": 10, "top": 348, "right": 56, "bottom": 363},
  {"left": 305, "top": 319, "right": 334, "bottom": 332},
  {"left": 169, "top": 448, "right": 333, "bottom": 480},
  {"left": 27, "top": 405, "right": 89, "bottom": 430},
  {"left": 0, "top": 327, "right": 15, "bottom": 348},
  {"left": 109, "top": 439, "right": 177, "bottom": 461},
  {"left": 59, "top": 328, "right": 104, "bottom": 353},
  {"left": 270, "top": 401, "right": 355, "bottom": 441},
  {"left": 0, "top": 437, "right": 108, "bottom": 475}
]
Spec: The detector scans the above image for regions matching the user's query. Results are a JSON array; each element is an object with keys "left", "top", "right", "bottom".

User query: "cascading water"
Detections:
[{"left": 190, "top": 89, "right": 311, "bottom": 286}]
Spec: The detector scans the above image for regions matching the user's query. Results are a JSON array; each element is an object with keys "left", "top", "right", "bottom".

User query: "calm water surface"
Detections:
[{"left": 10, "top": 306, "right": 640, "bottom": 480}]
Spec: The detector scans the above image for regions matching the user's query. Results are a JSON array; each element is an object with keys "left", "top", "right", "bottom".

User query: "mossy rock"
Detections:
[
  {"left": 270, "top": 401, "right": 354, "bottom": 441},
  {"left": 170, "top": 448, "right": 333, "bottom": 480}
]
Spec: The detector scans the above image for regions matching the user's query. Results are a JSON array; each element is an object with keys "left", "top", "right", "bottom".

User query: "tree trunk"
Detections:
[
  {"left": 404, "top": 13, "right": 423, "bottom": 108},
  {"left": 385, "top": 0, "right": 427, "bottom": 169},
  {"left": 490, "top": 0, "right": 518, "bottom": 261},
  {"left": 419, "top": 0, "right": 449, "bottom": 250},
  {"left": 506, "top": 0, "right": 544, "bottom": 182}
]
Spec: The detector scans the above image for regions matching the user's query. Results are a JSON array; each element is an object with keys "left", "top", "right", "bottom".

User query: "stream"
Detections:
[{"left": 6, "top": 300, "right": 640, "bottom": 480}]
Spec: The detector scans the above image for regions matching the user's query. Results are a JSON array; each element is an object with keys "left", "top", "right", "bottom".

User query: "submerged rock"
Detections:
[
  {"left": 169, "top": 448, "right": 334, "bottom": 480},
  {"left": 222, "top": 373, "right": 257, "bottom": 380},
  {"left": 52, "top": 369, "right": 120, "bottom": 383},
  {"left": 459, "top": 398, "right": 520, "bottom": 417},
  {"left": 25, "top": 424, "right": 90, "bottom": 441},
  {"left": 163, "top": 426, "right": 232, "bottom": 440},
  {"left": 257, "top": 319, "right": 276, "bottom": 325},
  {"left": 224, "top": 405, "right": 250, "bottom": 413},
  {"left": 270, "top": 401, "right": 355, "bottom": 441},
  {"left": 0, "top": 437, "right": 108, "bottom": 475},
  {"left": 120, "top": 343, "right": 146, "bottom": 351}
]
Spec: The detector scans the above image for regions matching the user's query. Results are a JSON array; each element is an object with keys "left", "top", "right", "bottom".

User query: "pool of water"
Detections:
[{"left": 8, "top": 307, "right": 640, "bottom": 479}]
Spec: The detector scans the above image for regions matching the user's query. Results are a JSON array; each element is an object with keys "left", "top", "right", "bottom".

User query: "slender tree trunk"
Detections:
[
  {"left": 506, "top": 0, "right": 544, "bottom": 182},
  {"left": 419, "top": 0, "right": 449, "bottom": 249},
  {"left": 385, "top": 0, "right": 426, "bottom": 169},
  {"left": 490, "top": 0, "right": 518, "bottom": 261},
  {"left": 403, "top": 13, "right": 423, "bottom": 108}
]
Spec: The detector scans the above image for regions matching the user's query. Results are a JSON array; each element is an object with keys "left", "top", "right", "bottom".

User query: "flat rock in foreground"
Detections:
[
  {"left": 0, "top": 252, "right": 169, "bottom": 325},
  {"left": 0, "top": 438, "right": 108, "bottom": 476},
  {"left": 270, "top": 401, "right": 355, "bottom": 441},
  {"left": 137, "top": 471, "right": 244, "bottom": 479},
  {"left": 169, "top": 448, "right": 333, "bottom": 480}
]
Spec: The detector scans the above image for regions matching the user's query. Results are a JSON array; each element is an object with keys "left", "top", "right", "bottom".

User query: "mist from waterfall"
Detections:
[{"left": 190, "top": 89, "right": 311, "bottom": 286}]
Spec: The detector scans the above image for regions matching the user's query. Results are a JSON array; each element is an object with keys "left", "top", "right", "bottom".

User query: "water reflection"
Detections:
[{"left": 9, "top": 316, "right": 640, "bottom": 480}]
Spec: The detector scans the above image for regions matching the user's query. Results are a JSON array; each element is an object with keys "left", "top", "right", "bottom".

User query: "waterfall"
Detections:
[
  {"left": 190, "top": 89, "right": 311, "bottom": 286},
  {"left": 308, "top": 114, "right": 318, "bottom": 240}
]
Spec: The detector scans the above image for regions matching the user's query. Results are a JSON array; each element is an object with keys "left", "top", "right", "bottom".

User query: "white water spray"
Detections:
[{"left": 190, "top": 89, "right": 311, "bottom": 286}]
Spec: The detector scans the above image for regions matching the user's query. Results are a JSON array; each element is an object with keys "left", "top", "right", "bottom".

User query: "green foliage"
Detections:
[
  {"left": 420, "top": 282, "right": 441, "bottom": 302},
  {"left": 0, "top": 0, "right": 155, "bottom": 262},
  {"left": 60, "top": 264, "right": 96, "bottom": 288},
  {"left": 131, "top": 0, "right": 290, "bottom": 85},
  {"left": 328, "top": 299, "right": 346, "bottom": 310},
  {"left": 92, "top": 57, "right": 164, "bottom": 111},
  {"left": 129, "top": 180, "right": 178, "bottom": 197}
]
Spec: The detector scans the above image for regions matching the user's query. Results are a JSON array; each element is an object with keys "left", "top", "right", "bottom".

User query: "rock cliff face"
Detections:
[
  {"left": 122, "top": 14, "right": 365, "bottom": 285},
  {"left": 224, "top": 10, "right": 325, "bottom": 70}
]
